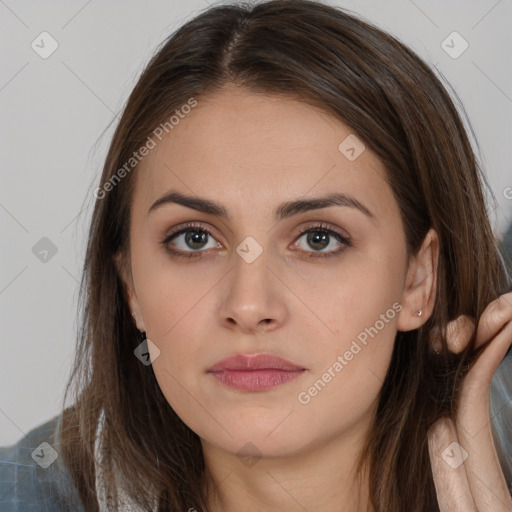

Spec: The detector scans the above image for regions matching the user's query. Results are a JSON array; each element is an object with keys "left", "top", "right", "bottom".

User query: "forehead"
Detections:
[{"left": 132, "top": 85, "right": 395, "bottom": 221}]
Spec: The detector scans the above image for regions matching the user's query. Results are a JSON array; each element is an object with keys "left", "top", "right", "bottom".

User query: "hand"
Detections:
[{"left": 428, "top": 292, "right": 512, "bottom": 511}]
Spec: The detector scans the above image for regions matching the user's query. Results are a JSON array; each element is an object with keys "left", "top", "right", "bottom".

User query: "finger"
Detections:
[
  {"left": 474, "top": 292, "right": 512, "bottom": 352},
  {"left": 428, "top": 416, "right": 477, "bottom": 511},
  {"left": 445, "top": 315, "right": 476, "bottom": 354},
  {"left": 430, "top": 315, "right": 474, "bottom": 354},
  {"left": 455, "top": 320, "right": 512, "bottom": 511},
  {"left": 463, "top": 311, "right": 512, "bottom": 390}
]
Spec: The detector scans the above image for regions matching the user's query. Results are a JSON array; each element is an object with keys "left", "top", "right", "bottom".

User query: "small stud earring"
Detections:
[{"left": 416, "top": 310, "right": 423, "bottom": 317}]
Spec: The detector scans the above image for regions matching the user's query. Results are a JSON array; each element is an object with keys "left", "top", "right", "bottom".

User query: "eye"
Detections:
[
  {"left": 160, "top": 221, "right": 352, "bottom": 260},
  {"left": 160, "top": 222, "right": 220, "bottom": 259},
  {"left": 293, "top": 222, "right": 351, "bottom": 259}
]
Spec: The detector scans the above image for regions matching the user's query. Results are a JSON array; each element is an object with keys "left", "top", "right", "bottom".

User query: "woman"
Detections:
[{"left": 1, "top": 1, "right": 511, "bottom": 511}]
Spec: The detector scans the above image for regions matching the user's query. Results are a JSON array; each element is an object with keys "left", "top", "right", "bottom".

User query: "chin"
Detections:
[{"left": 197, "top": 418, "right": 311, "bottom": 459}]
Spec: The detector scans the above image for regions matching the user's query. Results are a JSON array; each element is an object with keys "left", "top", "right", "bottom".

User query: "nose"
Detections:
[{"left": 217, "top": 244, "right": 289, "bottom": 334}]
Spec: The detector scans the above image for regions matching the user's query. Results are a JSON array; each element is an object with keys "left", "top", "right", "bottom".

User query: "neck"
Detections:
[{"left": 201, "top": 422, "right": 375, "bottom": 512}]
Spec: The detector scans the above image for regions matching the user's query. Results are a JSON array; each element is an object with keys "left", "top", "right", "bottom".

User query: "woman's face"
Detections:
[{"left": 119, "top": 84, "right": 432, "bottom": 460}]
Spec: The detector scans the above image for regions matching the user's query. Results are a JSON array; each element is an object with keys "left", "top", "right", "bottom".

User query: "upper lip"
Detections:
[{"left": 208, "top": 353, "right": 306, "bottom": 372}]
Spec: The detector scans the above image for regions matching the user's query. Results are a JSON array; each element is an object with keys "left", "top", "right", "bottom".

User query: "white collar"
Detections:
[{"left": 94, "top": 409, "right": 158, "bottom": 511}]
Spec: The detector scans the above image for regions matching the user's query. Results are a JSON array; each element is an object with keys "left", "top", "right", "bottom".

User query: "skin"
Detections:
[
  {"left": 116, "top": 84, "right": 511, "bottom": 511},
  {"left": 428, "top": 300, "right": 512, "bottom": 511}
]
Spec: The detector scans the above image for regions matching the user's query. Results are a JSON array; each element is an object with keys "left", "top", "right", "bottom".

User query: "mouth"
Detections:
[{"left": 207, "top": 353, "right": 306, "bottom": 392}]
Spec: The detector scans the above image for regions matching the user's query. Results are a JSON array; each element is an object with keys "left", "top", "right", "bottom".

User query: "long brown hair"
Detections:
[{"left": 58, "top": 1, "right": 511, "bottom": 510}]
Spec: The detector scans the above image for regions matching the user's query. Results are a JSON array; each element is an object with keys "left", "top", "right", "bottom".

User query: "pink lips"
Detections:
[{"left": 207, "top": 354, "right": 306, "bottom": 392}]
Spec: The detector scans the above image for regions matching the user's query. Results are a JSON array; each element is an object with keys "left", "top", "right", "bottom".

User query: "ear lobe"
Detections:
[{"left": 397, "top": 228, "right": 439, "bottom": 332}]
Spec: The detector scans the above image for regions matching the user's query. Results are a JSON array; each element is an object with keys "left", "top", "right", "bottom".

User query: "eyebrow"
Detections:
[{"left": 147, "top": 190, "right": 375, "bottom": 221}]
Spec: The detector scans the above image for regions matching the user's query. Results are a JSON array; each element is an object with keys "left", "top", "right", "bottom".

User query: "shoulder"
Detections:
[{"left": 0, "top": 413, "right": 86, "bottom": 512}]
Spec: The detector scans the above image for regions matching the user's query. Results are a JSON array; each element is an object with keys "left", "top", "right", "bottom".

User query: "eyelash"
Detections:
[{"left": 160, "top": 221, "right": 352, "bottom": 260}]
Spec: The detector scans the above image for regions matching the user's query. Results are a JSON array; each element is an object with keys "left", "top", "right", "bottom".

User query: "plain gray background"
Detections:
[{"left": 1, "top": 0, "right": 511, "bottom": 446}]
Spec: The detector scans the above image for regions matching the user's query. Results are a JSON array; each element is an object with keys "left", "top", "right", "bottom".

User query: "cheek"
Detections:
[
  {"left": 291, "top": 257, "right": 404, "bottom": 399},
  {"left": 290, "top": 250, "right": 403, "bottom": 340},
  {"left": 137, "top": 241, "right": 403, "bottom": 375},
  {"left": 134, "top": 255, "right": 222, "bottom": 340},
  {"left": 131, "top": 234, "right": 405, "bottom": 448},
  {"left": 131, "top": 258, "right": 212, "bottom": 404},
  {"left": 291, "top": 273, "right": 400, "bottom": 436}
]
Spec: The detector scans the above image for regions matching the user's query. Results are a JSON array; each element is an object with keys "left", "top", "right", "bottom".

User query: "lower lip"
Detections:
[{"left": 209, "top": 369, "right": 305, "bottom": 391}]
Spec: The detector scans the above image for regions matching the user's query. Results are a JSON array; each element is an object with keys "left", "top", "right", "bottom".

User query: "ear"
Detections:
[
  {"left": 397, "top": 228, "right": 439, "bottom": 332},
  {"left": 113, "top": 251, "right": 146, "bottom": 332}
]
